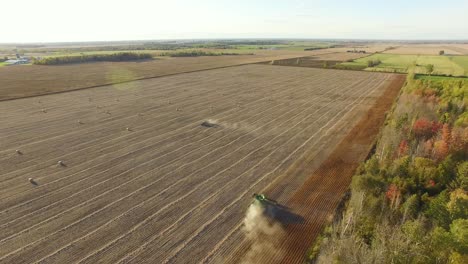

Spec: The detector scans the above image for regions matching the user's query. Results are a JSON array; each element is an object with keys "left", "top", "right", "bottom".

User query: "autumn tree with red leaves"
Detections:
[
  {"left": 441, "top": 124, "right": 451, "bottom": 144},
  {"left": 386, "top": 183, "right": 401, "bottom": 209},
  {"left": 412, "top": 118, "right": 433, "bottom": 139},
  {"left": 433, "top": 140, "right": 449, "bottom": 161},
  {"left": 398, "top": 140, "right": 409, "bottom": 156}
]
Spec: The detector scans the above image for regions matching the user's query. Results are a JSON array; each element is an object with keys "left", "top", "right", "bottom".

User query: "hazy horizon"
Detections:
[
  {"left": 2, "top": 38, "right": 468, "bottom": 45},
  {"left": 2, "top": 0, "right": 468, "bottom": 43}
]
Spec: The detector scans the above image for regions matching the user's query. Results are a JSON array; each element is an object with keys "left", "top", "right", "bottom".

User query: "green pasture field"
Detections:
[{"left": 340, "top": 54, "right": 468, "bottom": 76}]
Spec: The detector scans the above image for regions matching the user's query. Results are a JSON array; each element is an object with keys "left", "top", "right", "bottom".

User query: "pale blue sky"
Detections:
[{"left": 1, "top": 0, "right": 467, "bottom": 43}]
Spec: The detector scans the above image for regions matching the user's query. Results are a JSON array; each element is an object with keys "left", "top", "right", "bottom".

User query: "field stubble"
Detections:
[{"left": 0, "top": 64, "right": 403, "bottom": 263}]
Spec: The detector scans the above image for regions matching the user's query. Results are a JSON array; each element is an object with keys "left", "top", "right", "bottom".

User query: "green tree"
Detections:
[
  {"left": 426, "top": 64, "right": 434, "bottom": 75},
  {"left": 401, "top": 194, "right": 420, "bottom": 220},
  {"left": 447, "top": 189, "right": 468, "bottom": 220},
  {"left": 425, "top": 190, "right": 451, "bottom": 228},
  {"left": 351, "top": 174, "right": 385, "bottom": 195},
  {"left": 392, "top": 156, "right": 411, "bottom": 177},
  {"left": 453, "top": 161, "right": 468, "bottom": 189},
  {"left": 364, "top": 156, "right": 380, "bottom": 175},
  {"left": 437, "top": 156, "right": 457, "bottom": 185},
  {"left": 450, "top": 219, "right": 468, "bottom": 253},
  {"left": 429, "top": 226, "right": 454, "bottom": 262}
]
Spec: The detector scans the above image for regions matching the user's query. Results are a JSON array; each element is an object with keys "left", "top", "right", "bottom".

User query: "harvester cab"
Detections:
[{"left": 252, "top": 193, "right": 278, "bottom": 206}]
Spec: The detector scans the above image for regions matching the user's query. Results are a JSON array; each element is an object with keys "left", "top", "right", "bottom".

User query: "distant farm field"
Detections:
[
  {"left": 340, "top": 53, "right": 468, "bottom": 76},
  {"left": 0, "top": 65, "right": 404, "bottom": 263},
  {"left": 0, "top": 49, "right": 341, "bottom": 101},
  {"left": 258, "top": 52, "right": 369, "bottom": 68},
  {"left": 383, "top": 44, "right": 468, "bottom": 55}
]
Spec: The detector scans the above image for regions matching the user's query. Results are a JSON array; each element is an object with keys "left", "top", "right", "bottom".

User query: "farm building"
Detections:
[{"left": 5, "top": 58, "right": 29, "bottom": 65}]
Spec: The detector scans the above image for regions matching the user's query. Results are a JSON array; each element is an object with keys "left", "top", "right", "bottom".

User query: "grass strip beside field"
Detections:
[
  {"left": 414, "top": 74, "right": 468, "bottom": 81},
  {"left": 339, "top": 54, "right": 468, "bottom": 76}
]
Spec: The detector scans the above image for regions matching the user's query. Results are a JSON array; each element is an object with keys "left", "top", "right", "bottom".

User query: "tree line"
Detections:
[
  {"left": 160, "top": 50, "right": 249, "bottom": 57},
  {"left": 312, "top": 74, "right": 467, "bottom": 263},
  {"left": 33, "top": 52, "right": 152, "bottom": 65}
]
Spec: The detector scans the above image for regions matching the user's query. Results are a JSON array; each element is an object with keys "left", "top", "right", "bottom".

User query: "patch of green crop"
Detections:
[
  {"left": 414, "top": 74, "right": 468, "bottom": 82},
  {"left": 337, "top": 54, "right": 468, "bottom": 76}
]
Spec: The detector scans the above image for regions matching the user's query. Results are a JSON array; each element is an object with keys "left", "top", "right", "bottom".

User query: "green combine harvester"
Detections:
[
  {"left": 252, "top": 193, "right": 278, "bottom": 206},
  {"left": 251, "top": 193, "right": 281, "bottom": 219},
  {"left": 251, "top": 193, "right": 303, "bottom": 224}
]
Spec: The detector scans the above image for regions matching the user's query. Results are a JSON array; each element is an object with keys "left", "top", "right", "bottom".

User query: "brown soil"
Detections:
[
  {"left": 0, "top": 49, "right": 338, "bottom": 101},
  {"left": 0, "top": 65, "right": 399, "bottom": 263},
  {"left": 277, "top": 74, "right": 406, "bottom": 263},
  {"left": 207, "top": 75, "right": 405, "bottom": 264}
]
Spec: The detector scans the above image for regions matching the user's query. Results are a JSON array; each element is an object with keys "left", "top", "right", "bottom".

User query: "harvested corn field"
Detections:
[
  {"left": 0, "top": 64, "right": 404, "bottom": 263},
  {"left": 0, "top": 49, "right": 337, "bottom": 101}
]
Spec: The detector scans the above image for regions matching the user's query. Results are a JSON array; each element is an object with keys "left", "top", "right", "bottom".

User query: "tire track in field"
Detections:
[
  {"left": 0, "top": 85, "right": 311, "bottom": 231},
  {"left": 222, "top": 75, "right": 394, "bottom": 262},
  {"left": 0, "top": 66, "right": 326, "bottom": 180},
  {"left": 0, "top": 71, "right": 346, "bottom": 258},
  {"left": 170, "top": 74, "right": 385, "bottom": 263},
  {"left": 212, "top": 75, "right": 398, "bottom": 264},
  {"left": 199, "top": 113, "right": 360, "bottom": 264},
  {"left": 0, "top": 77, "right": 193, "bottom": 141},
  {"left": 0, "top": 68, "right": 326, "bottom": 200},
  {"left": 0, "top": 64, "right": 260, "bottom": 133},
  {"left": 271, "top": 75, "right": 404, "bottom": 264},
  {"left": 0, "top": 78, "right": 274, "bottom": 188},
  {"left": 1, "top": 73, "right": 324, "bottom": 235},
  {"left": 0, "top": 68, "right": 332, "bottom": 217},
  {"left": 155, "top": 75, "right": 389, "bottom": 264},
  {"left": 80, "top": 91, "right": 368, "bottom": 264},
  {"left": 0, "top": 62, "right": 321, "bottom": 133},
  {"left": 89, "top": 73, "right": 382, "bottom": 262},
  {"left": 0, "top": 70, "right": 284, "bottom": 167},
  {"left": 0, "top": 51, "right": 332, "bottom": 102},
  {"left": 0, "top": 67, "right": 392, "bottom": 260},
  {"left": 0, "top": 64, "right": 299, "bottom": 153},
  {"left": 19, "top": 75, "right": 376, "bottom": 264}
]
